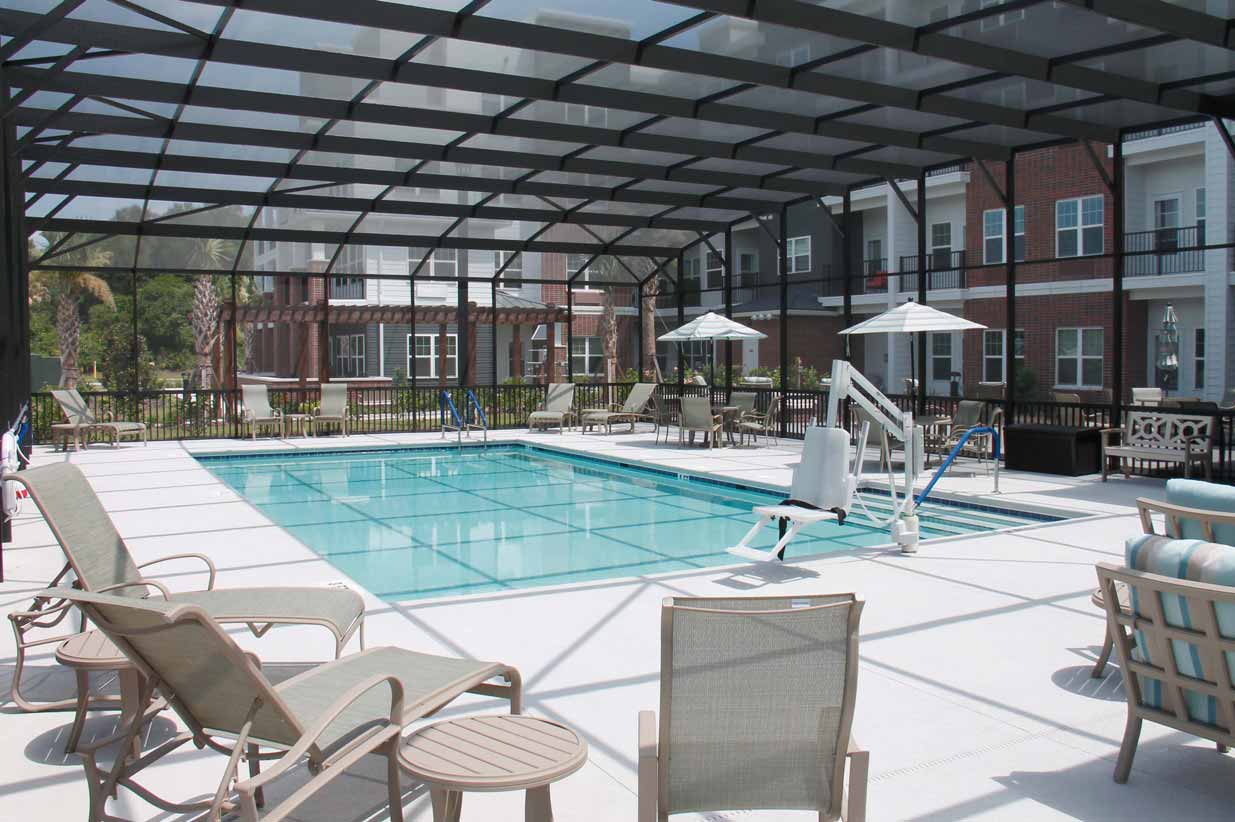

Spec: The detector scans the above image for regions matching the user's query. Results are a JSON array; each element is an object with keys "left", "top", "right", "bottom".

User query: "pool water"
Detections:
[{"left": 200, "top": 446, "right": 1052, "bottom": 601}]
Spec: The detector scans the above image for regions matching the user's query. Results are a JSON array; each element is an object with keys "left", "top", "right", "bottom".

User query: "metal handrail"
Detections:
[{"left": 915, "top": 425, "right": 1001, "bottom": 505}]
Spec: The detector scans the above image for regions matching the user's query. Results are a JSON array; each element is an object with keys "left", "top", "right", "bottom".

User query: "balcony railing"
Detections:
[
  {"left": 1125, "top": 225, "right": 1206, "bottom": 277},
  {"left": 853, "top": 258, "right": 889, "bottom": 294},
  {"left": 898, "top": 251, "right": 966, "bottom": 291}
]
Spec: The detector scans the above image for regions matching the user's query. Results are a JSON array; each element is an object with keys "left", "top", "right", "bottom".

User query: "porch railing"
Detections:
[
  {"left": 898, "top": 251, "right": 966, "bottom": 291},
  {"left": 1124, "top": 225, "right": 1206, "bottom": 277},
  {"left": 28, "top": 385, "right": 1235, "bottom": 483}
]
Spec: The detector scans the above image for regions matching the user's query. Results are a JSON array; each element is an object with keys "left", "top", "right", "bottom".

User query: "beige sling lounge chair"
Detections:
[
  {"left": 581, "top": 382, "right": 658, "bottom": 433},
  {"left": 5, "top": 462, "right": 366, "bottom": 713},
  {"left": 314, "top": 382, "right": 349, "bottom": 436},
  {"left": 639, "top": 595, "right": 868, "bottom": 821},
  {"left": 242, "top": 384, "right": 284, "bottom": 439},
  {"left": 528, "top": 382, "right": 576, "bottom": 433},
  {"left": 52, "top": 389, "right": 147, "bottom": 449},
  {"left": 50, "top": 587, "right": 521, "bottom": 822},
  {"left": 679, "top": 396, "right": 723, "bottom": 447}
]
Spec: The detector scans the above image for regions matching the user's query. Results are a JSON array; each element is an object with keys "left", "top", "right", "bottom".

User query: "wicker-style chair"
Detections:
[
  {"left": 639, "top": 595, "right": 868, "bottom": 821},
  {"left": 51, "top": 587, "right": 521, "bottom": 822},
  {"left": 4, "top": 463, "right": 367, "bottom": 713}
]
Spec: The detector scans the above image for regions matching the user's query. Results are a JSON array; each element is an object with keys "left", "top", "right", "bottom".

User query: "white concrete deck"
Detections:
[{"left": 3, "top": 427, "right": 1234, "bottom": 821}]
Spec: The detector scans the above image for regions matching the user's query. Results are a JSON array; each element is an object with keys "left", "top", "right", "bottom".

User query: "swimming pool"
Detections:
[{"left": 199, "top": 445, "right": 1056, "bottom": 601}]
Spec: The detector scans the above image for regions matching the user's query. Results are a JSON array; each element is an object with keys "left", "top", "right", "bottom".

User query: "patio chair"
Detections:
[
  {"left": 51, "top": 389, "right": 147, "bottom": 449},
  {"left": 528, "top": 382, "right": 575, "bottom": 433},
  {"left": 1090, "top": 479, "right": 1235, "bottom": 678},
  {"left": 852, "top": 406, "right": 891, "bottom": 472},
  {"left": 638, "top": 594, "right": 867, "bottom": 821},
  {"left": 736, "top": 395, "right": 780, "bottom": 447},
  {"left": 314, "top": 382, "right": 349, "bottom": 436},
  {"left": 4, "top": 462, "right": 367, "bottom": 713},
  {"left": 730, "top": 391, "right": 757, "bottom": 417},
  {"left": 941, "top": 400, "right": 1000, "bottom": 463},
  {"left": 52, "top": 587, "right": 520, "bottom": 822},
  {"left": 1096, "top": 538, "right": 1235, "bottom": 784},
  {"left": 679, "top": 396, "right": 722, "bottom": 448},
  {"left": 581, "top": 382, "right": 658, "bottom": 434},
  {"left": 1131, "top": 387, "right": 1163, "bottom": 406},
  {"left": 242, "top": 384, "right": 284, "bottom": 439}
]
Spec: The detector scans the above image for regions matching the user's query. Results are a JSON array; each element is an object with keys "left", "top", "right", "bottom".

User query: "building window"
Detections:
[
  {"left": 786, "top": 236, "right": 810, "bottom": 274},
  {"left": 1196, "top": 188, "right": 1207, "bottom": 245},
  {"left": 330, "top": 277, "right": 365, "bottom": 300},
  {"left": 429, "top": 249, "right": 457, "bottom": 279},
  {"left": 982, "top": 329, "right": 1024, "bottom": 383},
  {"left": 682, "top": 257, "right": 701, "bottom": 291},
  {"left": 705, "top": 251, "right": 724, "bottom": 289},
  {"left": 331, "top": 334, "right": 365, "bottom": 378},
  {"left": 983, "top": 207, "right": 1025, "bottom": 265},
  {"left": 1153, "top": 195, "right": 1181, "bottom": 251},
  {"left": 738, "top": 252, "right": 757, "bottom": 286},
  {"left": 1056, "top": 327, "right": 1103, "bottom": 388},
  {"left": 571, "top": 336, "right": 603, "bottom": 376},
  {"left": 411, "top": 333, "right": 457, "bottom": 380},
  {"left": 1056, "top": 196, "right": 1104, "bottom": 257},
  {"left": 495, "top": 251, "right": 522, "bottom": 288},
  {"left": 1195, "top": 328, "right": 1205, "bottom": 390},
  {"left": 930, "top": 222, "right": 952, "bottom": 269},
  {"left": 566, "top": 253, "right": 592, "bottom": 285},
  {"left": 930, "top": 333, "right": 953, "bottom": 381}
]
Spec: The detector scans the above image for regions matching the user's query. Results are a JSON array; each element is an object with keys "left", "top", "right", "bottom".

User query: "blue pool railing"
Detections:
[
  {"left": 440, "top": 390, "right": 487, "bottom": 445},
  {"left": 915, "top": 426, "right": 1001, "bottom": 506}
]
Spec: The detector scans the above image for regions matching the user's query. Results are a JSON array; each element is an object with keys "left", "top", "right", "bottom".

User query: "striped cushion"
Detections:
[
  {"left": 1125, "top": 534, "right": 1235, "bottom": 725},
  {"left": 1165, "top": 479, "right": 1235, "bottom": 546}
]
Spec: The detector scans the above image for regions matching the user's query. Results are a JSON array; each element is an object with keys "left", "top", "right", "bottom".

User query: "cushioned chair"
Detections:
[{"left": 1097, "top": 535, "right": 1235, "bottom": 783}]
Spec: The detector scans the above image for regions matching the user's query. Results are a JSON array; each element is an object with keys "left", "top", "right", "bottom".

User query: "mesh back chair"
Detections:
[
  {"left": 314, "top": 382, "right": 349, "bottom": 436},
  {"left": 4, "top": 463, "right": 366, "bottom": 712},
  {"left": 679, "top": 396, "right": 722, "bottom": 448},
  {"left": 242, "top": 384, "right": 284, "bottom": 439},
  {"left": 582, "top": 382, "right": 657, "bottom": 433},
  {"left": 51, "top": 587, "right": 520, "bottom": 822},
  {"left": 731, "top": 391, "right": 758, "bottom": 416},
  {"left": 51, "top": 388, "right": 147, "bottom": 448},
  {"left": 1095, "top": 563, "right": 1235, "bottom": 783},
  {"left": 639, "top": 595, "right": 867, "bottom": 821},
  {"left": 528, "top": 382, "right": 576, "bottom": 432}
]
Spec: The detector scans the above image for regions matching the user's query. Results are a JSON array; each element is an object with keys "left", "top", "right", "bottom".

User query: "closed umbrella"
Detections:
[
  {"left": 1155, "top": 303, "right": 1179, "bottom": 393},
  {"left": 840, "top": 301, "right": 984, "bottom": 396},
  {"left": 658, "top": 312, "right": 766, "bottom": 385}
]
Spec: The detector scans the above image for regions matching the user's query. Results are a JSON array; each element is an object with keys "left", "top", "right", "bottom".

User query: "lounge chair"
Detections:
[
  {"left": 528, "top": 382, "right": 576, "bottom": 433},
  {"left": 581, "top": 382, "right": 658, "bottom": 434},
  {"left": 1097, "top": 533, "right": 1235, "bottom": 783},
  {"left": 679, "top": 396, "right": 722, "bottom": 448},
  {"left": 736, "top": 395, "right": 779, "bottom": 447},
  {"left": 51, "top": 389, "right": 147, "bottom": 449},
  {"left": 639, "top": 594, "right": 868, "bottom": 822},
  {"left": 4, "top": 462, "right": 367, "bottom": 713},
  {"left": 727, "top": 425, "right": 862, "bottom": 562},
  {"left": 314, "top": 382, "right": 349, "bottom": 436},
  {"left": 1131, "top": 386, "right": 1163, "bottom": 406},
  {"left": 51, "top": 587, "right": 520, "bottom": 822},
  {"left": 242, "top": 384, "right": 284, "bottom": 439}
]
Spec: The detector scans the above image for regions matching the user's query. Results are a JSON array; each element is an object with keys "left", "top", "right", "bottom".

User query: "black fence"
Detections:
[
  {"left": 30, "top": 385, "right": 1235, "bottom": 482},
  {"left": 1124, "top": 225, "right": 1206, "bottom": 277}
]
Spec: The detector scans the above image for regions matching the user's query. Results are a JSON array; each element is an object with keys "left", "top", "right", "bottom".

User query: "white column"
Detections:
[{"left": 1203, "top": 121, "right": 1233, "bottom": 399}]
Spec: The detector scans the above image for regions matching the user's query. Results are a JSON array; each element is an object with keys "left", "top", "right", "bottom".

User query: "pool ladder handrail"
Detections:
[
  {"left": 440, "top": 390, "right": 487, "bottom": 445},
  {"left": 914, "top": 425, "right": 1001, "bottom": 506}
]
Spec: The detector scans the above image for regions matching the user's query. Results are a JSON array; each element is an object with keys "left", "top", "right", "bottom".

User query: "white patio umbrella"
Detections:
[
  {"left": 840, "top": 301, "right": 985, "bottom": 394},
  {"left": 658, "top": 312, "right": 766, "bottom": 385},
  {"left": 1155, "top": 303, "right": 1179, "bottom": 393}
]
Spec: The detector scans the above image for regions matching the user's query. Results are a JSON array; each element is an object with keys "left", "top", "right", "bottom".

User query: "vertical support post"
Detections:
[
  {"left": 437, "top": 321, "right": 447, "bottom": 387},
  {"left": 1112, "top": 136, "right": 1125, "bottom": 428},
  {"left": 456, "top": 265, "right": 469, "bottom": 387},
  {"left": 676, "top": 252, "right": 684, "bottom": 387},
  {"left": 0, "top": 74, "right": 31, "bottom": 567},
  {"left": 545, "top": 317, "right": 557, "bottom": 383},
  {"left": 637, "top": 279, "right": 645, "bottom": 382},
  {"left": 409, "top": 256, "right": 417, "bottom": 389},
  {"left": 916, "top": 172, "right": 928, "bottom": 417},
  {"left": 842, "top": 190, "right": 853, "bottom": 355},
  {"left": 566, "top": 284, "right": 574, "bottom": 381},
  {"left": 319, "top": 275, "right": 330, "bottom": 385},
  {"left": 490, "top": 280, "right": 498, "bottom": 387},
  {"left": 779, "top": 205, "right": 789, "bottom": 438},
  {"left": 1005, "top": 153, "right": 1017, "bottom": 421},
  {"left": 723, "top": 228, "right": 734, "bottom": 394}
]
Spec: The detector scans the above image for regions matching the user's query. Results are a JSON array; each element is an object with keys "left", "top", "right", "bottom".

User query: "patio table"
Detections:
[{"left": 56, "top": 630, "right": 146, "bottom": 758}]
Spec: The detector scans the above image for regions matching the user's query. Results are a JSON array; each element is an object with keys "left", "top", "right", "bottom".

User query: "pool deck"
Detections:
[{"left": 3, "top": 427, "right": 1234, "bottom": 821}]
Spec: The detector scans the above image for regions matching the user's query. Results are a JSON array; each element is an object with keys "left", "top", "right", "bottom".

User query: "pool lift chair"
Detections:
[{"left": 728, "top": 360, "right": 997, "bottom": 560}]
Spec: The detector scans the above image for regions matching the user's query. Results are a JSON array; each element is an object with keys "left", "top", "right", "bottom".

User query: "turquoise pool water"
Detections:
[{"left": 200, "top": 446, "right": 1053, "bottom": 601}]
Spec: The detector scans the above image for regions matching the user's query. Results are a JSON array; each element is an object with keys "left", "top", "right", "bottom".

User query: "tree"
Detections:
[
  {"left": 598, "top": 288, "right": 619, "bottom": 383},
  {"left": 188, "top": 238, "right": 229, "bottom": 388},
  {"left": 589, "top": 254, "right": 669, "bottom": 381},
  {"left": 28, "top": 237, "right": 115, "bottom": 389}
]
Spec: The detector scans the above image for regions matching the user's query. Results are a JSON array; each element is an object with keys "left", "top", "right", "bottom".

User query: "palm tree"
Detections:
[
  {"left": 28, "top": 237, "right": 114, "bottom": 389},
  {"left": 188, "top": 237, "right": 229, "bottom": 389}
]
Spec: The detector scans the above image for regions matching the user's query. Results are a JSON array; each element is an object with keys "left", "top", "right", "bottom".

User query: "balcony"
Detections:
[
  {"left": 1124, "top": 225, "right": 1206, "bottom": 278},
  {"left": 897, "top": 251, "right": 966, "bottom": 291},
  {"left": 852, "top": 259, "right": 889, "bottom": 295}
]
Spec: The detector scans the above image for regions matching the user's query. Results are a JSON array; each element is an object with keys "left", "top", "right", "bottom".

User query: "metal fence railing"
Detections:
[{"left": 29, "top": 385, "right": 1235, "bottom": 483}]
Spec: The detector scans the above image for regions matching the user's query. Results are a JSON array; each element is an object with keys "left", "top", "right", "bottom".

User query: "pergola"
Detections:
[{"left": 2, "top": 0, "right": 1234, "bottom": 425}]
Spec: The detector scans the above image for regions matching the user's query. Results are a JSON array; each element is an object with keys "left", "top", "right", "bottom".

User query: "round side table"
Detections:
[
  {"left": 56, "top": 630, "right": 145, "bottom": 756},
  {"left": 400, "top": 715, "right": 587, "bottom": 822}
]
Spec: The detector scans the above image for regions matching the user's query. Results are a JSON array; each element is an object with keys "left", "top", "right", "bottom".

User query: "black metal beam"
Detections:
[
  {"left": 1112, "top": 137, "right": 1125, "bottom": 425},
  {"left": 887, "top": 177, "right": 919, "bottom": 224},
  {"left": 1005, "top": 153, "right": 1017, "bottom": 420},
  {"left": 975, "top": 159, "right": 1007, "bottom": 208},
  {"left": 1057, "top": 0, "right": 1235, "bottom": 52},
  {"left": 1214, "top": 116, "right": 1235, "bottom": 161},
  {"left": 19, "top": 143, "right": 794, "bottom": 217},
  {"left": 0, "top": 0, "right": 85, "bottom": 63},
  {"left": 916, "top": 172, "right": 927, "bottom": 417}
]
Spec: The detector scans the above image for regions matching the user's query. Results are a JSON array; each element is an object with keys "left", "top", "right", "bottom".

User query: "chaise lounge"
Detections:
[
  {"left": 5, "top": 462, "right": 368, "bottom": 712},
  {"left": 528, "top": 382, "right": 576, "bottom": 433},
  {"left": 580, "top": 382, "right": 657, "bottom": 434},
  {"left": 51, "top": 388, "right": 147, "bottom": 450}
]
